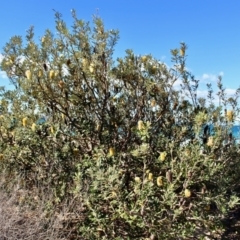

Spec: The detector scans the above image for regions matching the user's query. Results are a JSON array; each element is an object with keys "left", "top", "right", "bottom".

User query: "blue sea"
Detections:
[
  {"left": 232, "top": 125, "right": 240, "bottom": 141},
  {"left": 200, "top": 124, "right": 240, "bottom": 144}
]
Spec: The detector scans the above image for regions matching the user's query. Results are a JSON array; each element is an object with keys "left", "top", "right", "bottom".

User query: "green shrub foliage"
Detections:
[{"left": 1, "top": 10, "right": 240, "bottom": 239}]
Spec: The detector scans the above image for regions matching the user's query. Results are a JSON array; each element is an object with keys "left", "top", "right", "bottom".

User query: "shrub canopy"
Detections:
[{"left": 0, "top": 10, "right": 240, "bottom": 239}]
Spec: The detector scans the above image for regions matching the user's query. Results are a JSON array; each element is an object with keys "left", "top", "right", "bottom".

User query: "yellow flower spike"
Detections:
[
  {"left": 31, "top": 123, "right": 36, "bottom": 131},
  {"left": 159, "top": 151, "right": 167, "bottom": 161},
  {"left": 184, "top": 189, "right": 191, "bottom": 198},
  {"left": 150, "top": 99, "right": 156, "bottom": 107},
  {"left": 134, "top": 177, "right": 141, "bottom": 183},
  {"left": 111, "top": 191, "right": 117, "bottom": 198},
  {"left": 119, "top": 169, "right": 125, "bottom": 175},
  {"left": 73, "top": 148, "right": 80, "bottom": 156},
  {"left": 148, "top": 172, "right": 153, "bottom": 181},
  {"left": 54, "top": 70, "right": 59, "bottom": 78},
  {"left": 96, "top": 123, "right": 101, "bottom": 131},
  {"left": 89, "top": 63, "right": 95, "bottom": 73},
  {"left": 109, "top": 147, "right": 115, "bottom": 157},
  {"left": 149, "top": 65, "right": 157, "bottom": 74},
  {"left": 49, "top": 70, "right": 55, "bottom": 79},
  {"left": 61, "top": 113, "right": 65, "bottom": 121},
  {"left": 22, "top": 117, "right": 28, "bottom": 127},
  {"left": 137, "top": 120, "right": 144, "bottom": 131},
  {"left": 141, "top": 55, "right": 148, "bottom": 63},
  {"left": 25, "top": 70, "right": 32, "bottom": 80},
  {"left": 226, "top": 110, "right": 233, "bottom": 121},
  {"left": 180, "top": 48, "right": 185, "bottom": 57},
  {"left": 0, "top": 154, "right": 3, "bottom": 160},
  {"left": 50, "top": 126, "right": 55, "bottom": 134},
  {"left": 156, "top": 176, "right": 163, "bottom": 186},
  {"left": 207, "top": 137, "right": 214, "bottom": 147}
]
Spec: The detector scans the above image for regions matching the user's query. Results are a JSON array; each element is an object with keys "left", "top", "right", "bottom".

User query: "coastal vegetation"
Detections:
[{"left": 0, "top": 11, "right": 240, "bottom": 239}]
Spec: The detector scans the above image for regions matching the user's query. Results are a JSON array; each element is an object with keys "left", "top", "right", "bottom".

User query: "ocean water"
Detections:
[
  {"left": 200, "top": 124, "right": 240, "bottom": 144},
  {"left": 232, "top": 125, "right": 240, "bottom": 141}
]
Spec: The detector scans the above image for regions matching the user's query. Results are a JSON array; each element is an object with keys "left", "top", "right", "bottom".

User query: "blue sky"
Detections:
[{"left": 0, "top": 0, "right": 239, "bottom": 99}]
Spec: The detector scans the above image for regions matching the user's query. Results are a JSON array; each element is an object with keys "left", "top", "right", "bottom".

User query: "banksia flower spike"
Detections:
[
  {"left": 25, "top": 70, "right": 32, "bottom": 80},
  {"left": 50, "top": 126, "right": 55, "bottom": 134},
  {"left": 207, "top": 136, "right": 214, "bottom": 147},
  {"left": 109, "top": 147, "right": 115, "bottom": 157},
  {"left": 141, "top": 55, "right": 148, "bottom": 63},
  {"left": 156, "top": 176, "right": 163, "bottom": 186},
  {"left": 148, "top": 172, "right": 153, "bottom": 181},
  {"left": 135, "top": 176, "right": 141, "bottom": 183},
  {"left": 22, "top": 117, "right": 28, "bottom": 127},
  {"left": 150, "top": 99, "right": 156, "bottom": 107},
  {"left": 31, "top": 123, "right": 36, "bottom": 131},
  {"left": 49, "top": 70, "right": 55, "bottom": 79},
  {"left": 226, "top": 110, "right": 234, "bottom": 122},
  {"left": 159, "top": 151, "right": 167, "bottom": 161},
  {"left": 137, "top": 120, "right": 144, "bottom": 131},
  {"left": 184, "top": 189, "right": 191, "bottom": 198}
]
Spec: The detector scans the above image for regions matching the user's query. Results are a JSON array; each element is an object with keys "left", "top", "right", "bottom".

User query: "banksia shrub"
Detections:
[{"left": 0, "top": 10, "right": 240, "bottom": 239}]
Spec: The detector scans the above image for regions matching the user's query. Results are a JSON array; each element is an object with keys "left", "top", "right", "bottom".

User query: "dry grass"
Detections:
[
  {"left": 0, "top": 180, "right": 239, "bottom": 240},
  {"left": 0, "top": 181, "right": 85, "bottom": 240}
]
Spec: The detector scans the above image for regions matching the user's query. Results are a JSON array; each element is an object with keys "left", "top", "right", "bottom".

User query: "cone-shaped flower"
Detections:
[
  {"left": 25, "top": 70, "right": 32, "bottom": 80},
  {"left": 73, "top": 148, "right": 79, "bottom": 156},
  {"left": 180, "top": 48, "right": 185, "bottom": 56},
  {"left": 49, "top": 70, "right": 55, "bottom": 79},
  {"left": 31, "top": 123, "right": 36, "bottom": 131},
  {"left": 22, "top": 117, "right": 28, "bottom": 127},
  {"left": 135, "top": 177, "right": 141, "bottom": 183},
  {"left": 156, "top": 176, "right": 163, "bottom": 186},
  {"left": 184, "top": 189, "right": 191, "bottom": 198},
  {"left": 149, "top": 65, "right": 157, "bottom": 74},
  {"left": 109, "top": 147, "right": 115, "bottom": 157},
  {"left": 137, "top": 120, "right": 144, "bottom": 131},
  {"left": 159, "top": 151, "right": 167, "bottom": 161},
  {"left": 227, "top": 110, "right": 234, "bottom": 122},
  {"left": 50, "top": 126, "right": 55, "bottom": 134},
  {"left": 141, "top": 55, "right": 148, "bottom": 63},
  {"left": 207, "top": 137, "right": 214, "bottom": 147},
  {"left": 150, "top": 99, "right": 156, "bottom": 107},
  {"left": 89, "top": 63, "right": 95, "bottom": 73},
  {"left": 148, "top": 172, "right": 153, "bottom": 181}
]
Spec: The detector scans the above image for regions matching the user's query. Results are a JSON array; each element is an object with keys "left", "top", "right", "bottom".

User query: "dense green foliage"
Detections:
[{"left": 1, "top": 11, "right": 240, "bottom": 239}]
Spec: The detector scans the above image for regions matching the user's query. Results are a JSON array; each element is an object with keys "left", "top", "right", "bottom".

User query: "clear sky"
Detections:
[{"left": 0, "top": 0, "right": 239, "bottom": 99}]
